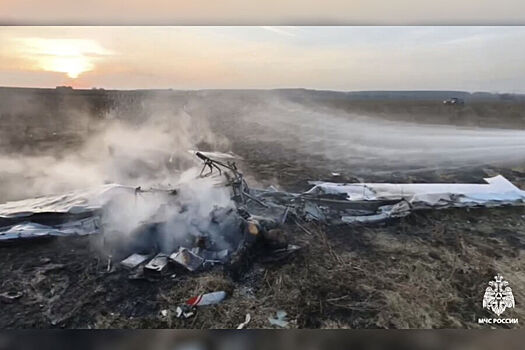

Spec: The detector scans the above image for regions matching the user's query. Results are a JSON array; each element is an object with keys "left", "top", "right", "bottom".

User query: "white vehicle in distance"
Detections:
[{"left": 443, "top": 97, "right": 465, "bottom": 105}]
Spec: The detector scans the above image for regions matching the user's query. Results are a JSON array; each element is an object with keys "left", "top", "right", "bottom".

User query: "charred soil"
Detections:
[{"left": 1, "top": 158, "right": 525, "bottom": 329}]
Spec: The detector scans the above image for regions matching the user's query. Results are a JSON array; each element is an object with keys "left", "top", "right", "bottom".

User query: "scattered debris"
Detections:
[
  {"left": 120, "top": 253, "right": 150, "bottom": 269},
  {"left": 197, "top": 248, "right": 229, "bottom": 263},
  {"left": 0, "top": 291, "right": 23, "bottom": 304},
  {"left": 175, "top": 306, "right": 195, "bottom": 319},
  {"left": 3, "top": 151, "right": 524, "bottom": 247},
  {"left": 106, "top": 255, "right": 112, "bottom": 272},
  {"left": 160, "top": 309, "right": 168, "bottom": 317},
  {"left": 280, "top": 206, "right": 289, "bottom": 224},
  {"left": 186, "top": 291, "right": 227, "bottom": 307},
  {"left": 341, "top": 201, "right": 411, "bottom": 224},
  {"left": 0, "top": 185, "right": 123, "bottom": 242},
  {"left": 303, "top": 201, "right": 326, "bottom": 221},
  {"left": 261, "top": 244, "right": 301, "bottom": 263},
  {"left": 246, "top": 220, "right": 260, "bottom": 235},
  {"left": 127, "top": 266, "right": 147, "bottom": 281},
  {"left": 144, "top": 253, "right": 169, "bottom": 276},
  {"left": 170, "top": 248, "right": 204, "bottom": 272},
  {"left": 198, "top": 249, "right": 230, "bottom": 269},
  {"left": 2, "top": 151, "right": 525, "bottom": 321},
  {"left": 262, "top": 228, "right": 288, "bottom": 249},
  {"left": 268, "top": 310, "right": 289, "bottom": 328},
  {"left": 237, "top": 313, "right": 251, "bottom": 329}
]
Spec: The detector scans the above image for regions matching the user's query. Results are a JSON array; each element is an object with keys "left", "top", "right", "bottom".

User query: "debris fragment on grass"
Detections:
[
  {"left": 144, "top": 253, "right": 169, "bottom": 275},
  {"left": 268, "top": 310, "right": 289, "bottom": 328},
  {"left": 186, "top": 291, "right": 227, "bottom": 307},
  {"left": 175, "top": 306, "right": 195, "bottom": 319},
  {"left": 0, "top": 291, "right": 23, "bottom": 304},
  {"left": 170, "top": 248, "right": 204, "bottom": 272},
  {"left": 120, "top": 253, "right": 150, "bottom": 269},
  {"left": 237, "top": 313, "right": 251, "bottom": 329}
]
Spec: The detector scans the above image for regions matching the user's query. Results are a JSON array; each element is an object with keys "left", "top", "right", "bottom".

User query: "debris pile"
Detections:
[
  {"left": 3, "top": 151, "right": 525, "bottom": 327},
  {"left": 2, "top": 151, "right": 525, "bottom": 275}
]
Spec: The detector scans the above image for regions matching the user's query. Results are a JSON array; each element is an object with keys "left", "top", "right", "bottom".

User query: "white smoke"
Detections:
[
  {"left": 101, "top": 168, "right": 239, "bottom": 256},
  {"left": 0, "top": 92, "right": 237, "bottom": 256},
  {"left": 0, "top": 95, "right": 230, "bottom": 202},
  {"left": 229, "top": 96, "right": 525, "bottom": 173}
]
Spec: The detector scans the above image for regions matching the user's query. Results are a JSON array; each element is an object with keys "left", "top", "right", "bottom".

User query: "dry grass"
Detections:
[{"left": 2, "top": 205, "right": 524, "bottom": 329}]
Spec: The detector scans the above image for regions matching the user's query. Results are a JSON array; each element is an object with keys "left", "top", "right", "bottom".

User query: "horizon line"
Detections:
[{"left": 0, "top": 85, "right": 522, "bottom": 95}]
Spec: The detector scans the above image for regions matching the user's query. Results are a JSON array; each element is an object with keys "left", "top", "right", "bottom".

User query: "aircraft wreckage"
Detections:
[{"left": 1, "top": 152, "right": 525, "bottom": 272}]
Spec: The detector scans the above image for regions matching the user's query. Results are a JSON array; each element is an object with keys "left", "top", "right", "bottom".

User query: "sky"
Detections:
[
  {"left": 2, "top": 1, "right": 525, "bottom": 25},
  {"left": 1, "top": 26, "right": 525, "bottom": 92}
]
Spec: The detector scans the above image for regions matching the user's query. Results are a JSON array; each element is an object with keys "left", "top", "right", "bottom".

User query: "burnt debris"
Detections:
[{"left": 2, "top": 151, "right": 525, "bottom": 283}]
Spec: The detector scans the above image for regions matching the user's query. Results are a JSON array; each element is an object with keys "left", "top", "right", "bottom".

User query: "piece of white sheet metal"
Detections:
[
  {"left": 0, "top": 184, "right": 131, "bottom": 218},
  {"left": 341, "top": 201, "right": 412, "bottom": 224},
  {"left": 120, "top": 253, "right": 151, "bottom": 269},
  {"left": 305, "top": 175, "right": 525, "bottom": 209},
  {"left": 0, "top": 216, "right": 100, "bottom": 241},
  {"left": 0, "top": 184, "right": 136, "bottom": 241}
]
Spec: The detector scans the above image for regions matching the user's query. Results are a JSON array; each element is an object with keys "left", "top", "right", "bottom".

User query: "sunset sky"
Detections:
[
  {"left": 1, "top": 26, "right": 525, "bottom": 92},
  {"left": 2, "top": 1, "right": 525, "bottom": 25}
]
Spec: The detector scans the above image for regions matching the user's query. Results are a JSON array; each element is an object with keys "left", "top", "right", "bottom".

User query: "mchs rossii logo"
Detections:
[{"left": 478, "top": 274, "right": 518, "bottom": 325}]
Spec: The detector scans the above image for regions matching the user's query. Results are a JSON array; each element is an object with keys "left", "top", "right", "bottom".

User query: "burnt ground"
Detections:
[
  {"left": 1, "top": 90, "right": 525, "bottom": 328},
  {"left": 1, "top": 151, "right": 525, "bottom": 329}
]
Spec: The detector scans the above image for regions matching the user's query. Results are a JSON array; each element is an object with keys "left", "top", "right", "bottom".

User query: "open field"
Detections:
[{"left": 1, "top": 88, "right": 525, "bottom": 328}]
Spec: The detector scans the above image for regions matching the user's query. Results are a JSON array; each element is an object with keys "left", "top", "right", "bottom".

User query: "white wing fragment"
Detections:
[{"left": 306, "top": 175, "right": 525, "bottom": 209}]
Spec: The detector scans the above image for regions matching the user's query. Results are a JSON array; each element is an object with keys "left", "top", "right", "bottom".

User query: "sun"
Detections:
[
  {"left": 16, "top": 38, "right": 111, "bottom": 79},
  {"left": 39, "top": 55, "right": 93, "bottom": 78}
]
